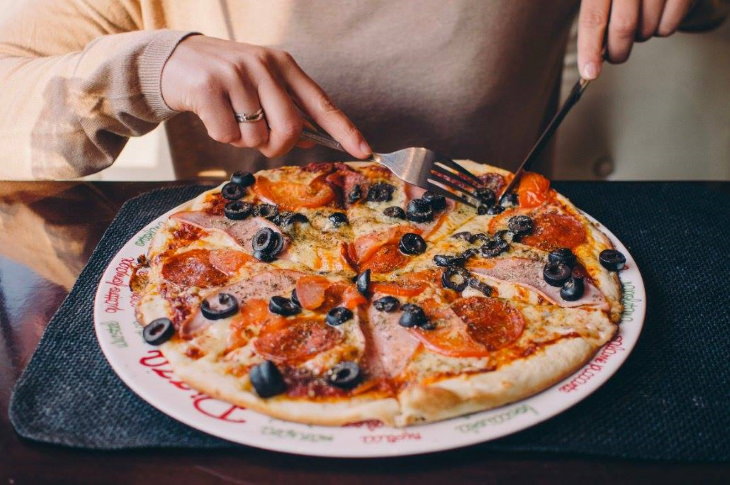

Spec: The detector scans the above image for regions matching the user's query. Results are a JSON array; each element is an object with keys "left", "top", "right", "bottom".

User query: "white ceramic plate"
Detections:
[{"left": 94, "top": 207, "right": 645, "bottom": 458}]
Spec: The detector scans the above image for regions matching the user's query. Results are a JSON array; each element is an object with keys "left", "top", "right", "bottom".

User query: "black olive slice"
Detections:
[
  {"left": 442, "top": 266, "right": 470, "bottom": 292},
  {"left": 474, "top": 188, "right": 496, "bottom": 207},
  {"left": 224, "top": 200, "right": 253, "bottom": 220},
  {"left": 480, "top": 238, "right": 509, "bottom": 258},
  {"left": 276, "top": 211, "right": 309, "bottom": 227},
  {"left": 477, "top": 204, "right": 491, "bottom": 215},
  {"left": 253, "top": 249, "right": 276, "bottom": 263},
  {"left": 486, "top": 205, "right": 505, "bottom": 215},
  {"left": 366, "top": 182, "right": 395, "bottom": 202},
  {"left": 328, "top": 212, "right": 349, "bottom": 227},
  {"left": 433, "top": 254, "right": 466, "bottom": 267},
  {"left": 326, "top": 306, "right": 354, "bottom": 326},
  {"left": 290, "top": 288, "right": 300, "bottom": 307},
  {"left": 143, "top": 318, "right": 175, "bottom": 345},
  {"left": 250, "top": 360, "right": 286, "bottom": 398},
  {"left": 499, "top": 192, "right": 518, "bottom": 208},
  {"left": 356, "top": 269, "right": 370, "bottom": 296},
  {"left": 253, "top": 203, "right": 279, "bottom": 220},
  {"left": 460, "top": 248, "right": 480, "bottom": 260},
  {"left": 451, "top": 231, "right": 473, "bottom": 242},
  {"left": 399, "top": 303, "right": 428, "bottom": 328},
  {"left": 471, "top": 233, "right": 491, "bottom": 243},
  {"left": 348, "top": 184, "right": 362, "bottom": 204},
  {"left": 406, "top": 199, "right": 434, "bottom": 223},
  {"left": 399, "top": 233, "right": 427, "bottom": 255},
  {"left": 373, "top": 296, "right": 400, "bottom": 312},
  {"left": 230, "top": 171, "right": 255, "bottom": 187},
  {"left": 547, "top": 248, "right": 576, "bottom": 268},
  {"left": 560, "top": 275, "right": 585, "bottom": 301},
  {"left": 326, "top": 361, "right": 362, "bottom": 389},
  {"left": 269, "top": 295, "right": 301, "bottom": 316},
  {"left": 543, "top": 262, "right": 572, "bottom": 287},
  {"left": 221, "top": 182, "right": 245, "bottom": 200},
  {"left": 422, "top": 191, "right": 447, "bottom": 211},
  {"left": 201, "top": 293, "right": 239, "bottom": 320},
  {"left": 599, "top": 249, "right": 626, "bottom": 271},
  {"left": 383, "top": 206, "right": 406, "bottom": 219},
  {"left": 508, "top": 215, "right": 534, "bottom": 236},
  {"left": 493, "top": 229, "right": 515, "bottom": 244},
  {"left": 252, "top": 227, "right": 281, "bottom": 253},
  {"left": 467, "top": 277, "right": 493, "bottom": 296}
]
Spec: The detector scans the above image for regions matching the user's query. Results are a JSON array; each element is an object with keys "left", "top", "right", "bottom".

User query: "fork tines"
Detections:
[{"left": 426, "top": 159, "right": 483, "bottom": 207}]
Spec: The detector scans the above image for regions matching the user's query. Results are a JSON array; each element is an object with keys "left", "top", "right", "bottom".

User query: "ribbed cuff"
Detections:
[{"left": 138, "top": 30, "right": 201, "bottom": 120}]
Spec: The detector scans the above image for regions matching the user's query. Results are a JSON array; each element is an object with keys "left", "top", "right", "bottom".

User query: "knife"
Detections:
[{"left": 499, "top": 77, "right": 591, "bottom": 202}]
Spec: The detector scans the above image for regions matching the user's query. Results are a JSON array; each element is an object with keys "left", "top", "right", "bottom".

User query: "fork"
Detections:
[{"left": 300, "top": 129, "right": 483, "bottom": 207}]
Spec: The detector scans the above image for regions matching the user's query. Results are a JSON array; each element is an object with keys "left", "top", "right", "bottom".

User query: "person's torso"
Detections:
[{"left": 145, "top": 0, "right": 578, "bottom": 177}]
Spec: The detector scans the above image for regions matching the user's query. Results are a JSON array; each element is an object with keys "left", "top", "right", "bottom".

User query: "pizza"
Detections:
[{"left": 130, "top": 161, "right": 626, "bottom": 427}]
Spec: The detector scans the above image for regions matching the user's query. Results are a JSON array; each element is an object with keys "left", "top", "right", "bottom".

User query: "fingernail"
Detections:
[
  {"left": 583, "top": 62, "right": 598, "bottom": 80},
  {"left": 359, "top": 140, "right": 372, "bottom": 157}
]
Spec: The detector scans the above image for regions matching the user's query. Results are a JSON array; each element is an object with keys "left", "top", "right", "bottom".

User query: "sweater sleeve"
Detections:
[{"left": 0, "top": 0, "right": 197, "bottom": 179}]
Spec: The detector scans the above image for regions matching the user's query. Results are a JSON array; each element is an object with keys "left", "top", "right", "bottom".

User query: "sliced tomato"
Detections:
[
  {"left": 520, "top": 210, "right": 587, "bottom": 251},
  {"left": 517, "top": 171, "right": 552, "bottom": 209},
  {"left": 209, "top": 249, "right": 253, "bottom": 275},
  {"left": 254, "top": 175, "right": 335, "bottom": 210},
  {"left": 409, "top": 298, "right": 488, "bottom": 358},
  {"left": 451, "top": 296, "right": 525, "bottom": 351},
  {"left": 360, "top": 243, "right": 409, "bottom": 274},
  {"left": 254, "top": 317, "right": 342, "bottom": 365},
  {"left": 229, "top": 299, "right": 284, "bottom": 349},
  {"left": 161, "top": 249, "right": 228, "bottom": 288},
  {"left": 295, "top": 275, "right": 331, "bottom": 310}
]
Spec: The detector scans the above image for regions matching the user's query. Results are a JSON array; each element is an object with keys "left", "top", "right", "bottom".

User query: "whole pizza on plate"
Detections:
[{"left": 130, "top": 161, "right": 625, "bottom": 427}]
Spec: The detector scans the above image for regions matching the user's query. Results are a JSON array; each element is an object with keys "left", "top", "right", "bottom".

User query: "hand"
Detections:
[
  {"left": 160, "top": 35, "right": 371, "bottom": 159},
  {"left": 578, "top": 0, "right": 696, "bottom": 79}
]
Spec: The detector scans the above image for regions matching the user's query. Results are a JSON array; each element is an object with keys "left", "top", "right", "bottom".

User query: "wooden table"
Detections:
[{"left": 1, "top": 181, "right": 727, "bottom": 484}]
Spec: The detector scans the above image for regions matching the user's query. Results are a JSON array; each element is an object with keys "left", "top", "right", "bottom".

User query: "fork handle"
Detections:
[{"left": 300, "top": 128, "right": 346, "bottom": 153}]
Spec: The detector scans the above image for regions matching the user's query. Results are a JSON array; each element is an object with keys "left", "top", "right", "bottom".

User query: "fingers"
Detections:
[
  {"left": 578, "top": 0, "right": 611, "bottom": 79},
  {"left": 637, "top": 0, "right": 667, "bottom": 41},
  {"left": 255, "top": 68, "right": 304, "bottom": 158},
  {"left": 657, "top": 0, "right": 695, "bottom": 36},
  {"left": 197, "top": 89, "right": 245, "bottom": 145},
  {"left": 227, "top": 75, "right": 269, "bottom": 149},
  {"left": 606, "top": 0, "right": 640, "bottom": 63},
  {"left": 279, "top": 56, "right": 372, "bottom": 159}
]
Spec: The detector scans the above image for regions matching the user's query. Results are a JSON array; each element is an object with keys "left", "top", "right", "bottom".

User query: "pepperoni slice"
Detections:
[
  {"left": 295, "top": 275, "right": 331, "bottom": 310},
  {"left": 520, "top": 211, "right": 587, "bottom": 251},
  {"left": 360, "top": 243, "right": 409, "bottom": 274},
  {"left": 517, "top": 171, "right": 552, "bottom": 208},
  {"left": 228, "top": 299, "right": 284, "bottom": 349},
  {"left": 451, "top": 297, "right": 525, "bottom": 351},
  {"left": 409, "top": 298, "right": 488, "bottom": 358},
  {"left": 254, "top": 317, "right": 343, "bottom": 365},
  {"left": 161, "top": 249, "right": 228, "bottom": 288},
  {"left": 371, "top": 270, "right": 436, "bottom": 297},
  {"left": 254, "top": 175, "right": 335, "bottom": 210},
  {"left": 352, "top": 226, "right": 420, "bottom": 263},
  {"left": 209, "top": 249, "right": 253, "bottom": 275}
]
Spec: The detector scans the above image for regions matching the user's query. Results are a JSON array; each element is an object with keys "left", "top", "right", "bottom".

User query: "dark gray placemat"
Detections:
[{"left": 9, "top": 182, "right": 730, "bottom": 461}]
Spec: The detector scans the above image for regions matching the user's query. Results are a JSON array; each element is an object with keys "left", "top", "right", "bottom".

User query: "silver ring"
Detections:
[{"left": 234, "top": 108, "right": 265, "bottom": 123}]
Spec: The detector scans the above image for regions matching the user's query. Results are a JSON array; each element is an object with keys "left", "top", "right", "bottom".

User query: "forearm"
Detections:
[{"left": 0, "top": 29, "right": 194, "bottom": 179}]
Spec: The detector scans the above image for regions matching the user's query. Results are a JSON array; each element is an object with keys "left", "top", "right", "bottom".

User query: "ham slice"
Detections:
[
  {"left": 181, "top": 269, "right": 303, "bottom": 338},
  {"left": 365, "top": 299, "right": 421, "bottom": 379},
  {"left": 171, "top": 212, "right": 289, "bottom": 255},
  {"left": 469, "top": 257, "right": 608, "bottom": 310}
]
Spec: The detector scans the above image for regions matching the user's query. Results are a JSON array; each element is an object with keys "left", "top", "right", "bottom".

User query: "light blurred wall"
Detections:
[{"left": 557, "top": 18, "right": 729, "bottom": 180}]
